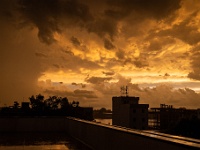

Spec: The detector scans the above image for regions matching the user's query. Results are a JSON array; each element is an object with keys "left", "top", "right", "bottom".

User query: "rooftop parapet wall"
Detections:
[
  {"left": 66, "top": 117, "right": 200, "bottom": 150},
  {"left": 0, "top": 117, "right": 200, "bottom": 150},
  {"left": 112, "top": 96, "right": 139, "bottom": 104}
]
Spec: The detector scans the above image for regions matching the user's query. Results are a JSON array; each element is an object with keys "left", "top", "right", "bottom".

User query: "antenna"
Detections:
[
  {"left": 120, "top": 86, "right": 124, "bottom": 96},
  {"left": 120, "top": 86, "right": 128, "bottom": 96},
  {"left": 125, "top": 86, "right": 128, "bottom": 97}
]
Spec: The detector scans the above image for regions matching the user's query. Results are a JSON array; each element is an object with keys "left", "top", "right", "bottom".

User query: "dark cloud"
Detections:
[
  {"left": 116, "top": 49, "right": 125, "bottom": 60},
  {"left": 61, "top": 53, "right": 102, "bottom": 72},
  {"left": 104, "top": 38, "right": 115, "bottom": 50},
  {"left": 86, "top": 17, "right": 118, "bottom": 39},
  {"left": 148, "top": 39, "right": 162, "bottom": 52},
  {"left": 62, "top": 48, "right": 74, "bottom": 56},
  {"left": 112, "top": 49, "right": 150, "bottom": 69},
  {"left": 105, "top": 58, "right": 121, "bottom": 68},
  {"left": 188, "top": 44, "right": 200, "bottom": 80},
  {"left": 0, "top": 0, "right": 19, "bottom": 22},
  {"left": 146, "top": 37, "right": 175, "bottom": 52},
  {"left": 17, "top": 0, "right": 93, "bottom": 44},
  {"left": 151, "top": 12, "right": 200, "bottom": 46},
  {"left": 133, "top": 58, "right": 148, "bottom": 68},
  {"left": 87, "top": 0, "right": 180, "bottom": 40},
  {"left": 70, "top": 36, "right": 81, "bottom": 47},
  {"left": 53, "top": 64, "right": 60, "bottom": 68},
  {"left": 85, "top": 76, "right": 113, "bottom": 84},
  {"left": 44, "top": 46, "right": 102, "bottom": 73},
  {"left": 35, "top": 52, "right": 47, "bottom": 58},
  {"left": 44, "top": 89, "right": 73, "bottom": 97},
  {"left": 72, "top": 82, "right": 78, "bottom": 86},
  {"left": 1, "top": 0, "right": 182, "bottom": 45},
  {"left": 188, "top": 72, "right": 200, "bottom": 81},
  {"left": 74, "top": 89, "right": 97, "bottom": 98},
  {"left": 72, "top": 82, "right": 86, "bottom": 88},
  {"left": 106, "top": 0, "right": 181, "bottom": 20},
  {"left": 44, "top": 89, "right": 97, "bottom": 99},
  {"left": 102, "top": 71, "right": 115, "bottom": 76},
  {"left": 164, "top": 73, "right": 170, "bottom": 77},
  {"left": 70, "top": 36, "right": 89, "bottom": 51}
]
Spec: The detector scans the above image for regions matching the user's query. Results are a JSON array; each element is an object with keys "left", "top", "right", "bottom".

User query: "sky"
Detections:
[{"left": 1, "top": 0, "right": 200, "bottom": 109}]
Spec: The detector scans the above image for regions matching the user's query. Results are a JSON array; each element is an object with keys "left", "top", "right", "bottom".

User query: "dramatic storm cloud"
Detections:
[{"left": 1, "top": 0, "right": 200, "bottom": 109}]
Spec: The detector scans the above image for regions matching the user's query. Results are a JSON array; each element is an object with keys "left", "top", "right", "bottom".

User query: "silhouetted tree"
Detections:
[
  {"left": 13, "top": 101, "right": 19, "bottom": 109},
  {"left": 60, "top": 97, "right": 69, "bottom": 109},
  {"left": 71, "top": 101, "right": 79, "bottom": 107},
  {"left": 99, "top": 107, "right": 106, "bottom": 114},
  {"left": 45, "top": 96, "right": 60, "bottom": 110},
  {"left": 29, "top": 94, "right": 45, "bottom": 111},
  {"left": 0, "top": 94, "right": 92, "bottom": 120},
  {"left": 76, "top": 101, "right": 79, "bottom": 107}
]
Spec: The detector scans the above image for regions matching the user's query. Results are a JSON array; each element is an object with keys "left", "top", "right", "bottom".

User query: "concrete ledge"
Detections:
[
  {"left": 0, "top": 117, "right": 200, "bottom": 150},
  {"left": 66, "top": 117, "right": 200, "bottom": 150}
]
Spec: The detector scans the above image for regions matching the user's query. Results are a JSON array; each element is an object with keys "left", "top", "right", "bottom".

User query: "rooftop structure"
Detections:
[
  {"left": 112, "top": 96, "right": 149, "bottom": 130},
  {"left": 150, "top": 104, "right": 200, "bottom": 130}
]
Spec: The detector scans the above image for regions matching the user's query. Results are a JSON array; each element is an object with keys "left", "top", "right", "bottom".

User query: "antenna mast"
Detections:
[
  {"left": 120, "top": 86, "right": 129, "bottom": 96},
  {"left": 125, "top": 86, "right": 128, "bottom": 97}
]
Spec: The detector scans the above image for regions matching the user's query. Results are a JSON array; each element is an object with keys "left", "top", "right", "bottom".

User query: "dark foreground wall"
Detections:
[
  {"left": 66, "top": 118, "right": 200, "bottom": 150},
  {"left": 0, "top": 117, "right": 66, "bottom": 132},
  {"left": 0, "top": 117, "right": 200, "bottom": 150}
]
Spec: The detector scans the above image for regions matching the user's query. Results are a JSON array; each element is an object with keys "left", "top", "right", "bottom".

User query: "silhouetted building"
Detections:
[
  {"left": 72, "top": 107, "right": 93, "bottom": 121},
  {"left": 93, "top": 108, "right": 112, "bottom": 119},
  {"left": 197, "top": 109, "right": 200, "bottom": 119},
  {"left": 150, "top": 104, "right": 199, "bottom": 129},
  {"left": 112, "top": 96, "right": 149, "bottom": 130}
]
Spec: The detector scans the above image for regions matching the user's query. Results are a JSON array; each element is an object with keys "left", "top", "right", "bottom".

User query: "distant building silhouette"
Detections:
[
  {"left": 112, "top": 96, "right": 149, "bottom": 130},
  {"left": 197, "top": 109, "right": 200, "bottom": 119},
  {"left": 93, "top": 108, "right": 112, "bottom": 119},
  {"left": 150, "top": 104, "right": 200, "bottom": 129}
]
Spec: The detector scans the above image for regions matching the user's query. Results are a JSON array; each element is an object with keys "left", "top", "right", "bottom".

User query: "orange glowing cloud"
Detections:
[{"left": 1, "top": 0, "right": 200, "bottom": 108}]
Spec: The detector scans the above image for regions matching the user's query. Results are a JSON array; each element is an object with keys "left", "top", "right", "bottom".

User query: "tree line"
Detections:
[
  {"left": 29, "top": 94, "right": 79, "bottom": 111},
  {"left": 0, "top": 94, "right": 93, "bottom": 120}
]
